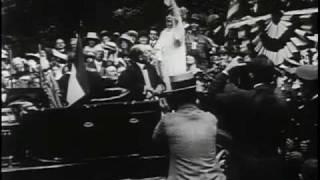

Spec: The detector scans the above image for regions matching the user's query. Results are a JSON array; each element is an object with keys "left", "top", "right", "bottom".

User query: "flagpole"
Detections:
[
  {"left": 38, "top": 44, "right": 43, "bottom": 89},
  {"left": 7, "top": 47, "right": 14, "bottom": 88},
  {"left": 66, "top": 20, "right": 91, "bottom": 107}
]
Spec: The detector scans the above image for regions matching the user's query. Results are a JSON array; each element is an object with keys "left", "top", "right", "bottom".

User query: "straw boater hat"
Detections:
[
  {"left": 101, "top": 41, "right": 117, "bottom": 52},
  {"left": 85, "top": 51, "right": 96, "bottom": 58},
  {"left": 164, "top": 72, "right": 196, "bottom": 95},
  {"left": 127, "top": 30, "right": 139, "bottom": 38},
  {"left": 113, "top": 32, "right": 120, "bottom": 38},
  {"left": 100, "top": 30, "right": 110, "bottom": 37},
  {"left": 119, "top": 33, "right": 134, "bottom": 45},
  {"left": 86, "top": 32, "right": 99, "bottom": 40}
]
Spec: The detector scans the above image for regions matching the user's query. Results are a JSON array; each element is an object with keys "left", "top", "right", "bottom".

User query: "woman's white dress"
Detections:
[{"left": 155, "top": 18, "right": 187, "bottom": 90}]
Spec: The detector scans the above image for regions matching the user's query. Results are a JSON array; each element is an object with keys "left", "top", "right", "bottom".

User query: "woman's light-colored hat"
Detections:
[{"left": 86, "top": 32, "right": 99, "bottom": 40}]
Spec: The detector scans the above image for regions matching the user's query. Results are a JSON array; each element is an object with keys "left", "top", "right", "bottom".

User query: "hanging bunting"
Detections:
[{"left": 226, "top": 7, "right": 317, "bottom": 65}]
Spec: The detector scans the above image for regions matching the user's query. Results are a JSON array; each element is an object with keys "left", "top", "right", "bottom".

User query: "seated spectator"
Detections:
[
  {"left": 25, "top": 53, "right": 41, "bottom": 73},
  {"left": 118, "top": 44, "right": 165, "bottom": 101},
  {"left": 16, "top": 75, "right": 33, "bottom": 88},
  {"left": 85, "top": 49, "right": 104, "bottom": 73},
  {"left": 83, "top": 32, "right": 100, "bottom": 55},
  {"left": 118, "top": 33, "right": 135, "bottom": 58},
  {"left": 101, "top": 64, "right": 119, "bottom": 88},
  {"left": 11, "top": 57, "right": 30, "bottom": 79}
]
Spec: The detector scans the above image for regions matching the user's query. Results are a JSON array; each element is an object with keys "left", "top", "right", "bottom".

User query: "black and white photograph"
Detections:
[{"left": 1, "top": 0, "right": 318, "bottom": 179}]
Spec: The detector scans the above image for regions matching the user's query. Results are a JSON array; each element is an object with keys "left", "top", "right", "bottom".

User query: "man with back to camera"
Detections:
[
  {"left": 153, "top": 72, "right": 226, "bottom": 180},
  {"left": 208, "top": 55, "right": 289, "bottom": 180}
]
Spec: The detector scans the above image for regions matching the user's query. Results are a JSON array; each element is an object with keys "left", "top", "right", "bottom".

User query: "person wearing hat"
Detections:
[
  {"left": 95, "top": 30, "right": 109, "bottom": 49},
  {"left": 11, "top": 57, "right": 31, "bottom": 84},
  {"left": 127, "top": 30, "right": 139, "bottom": 44},
  {"left": 283, "top": 65, "right": 318, "bottom": 180},
  {"left": 153, "top": 72, "right": 226, "bottom": 180},
  {"left": 208, "top": 55, "right": 289, "bottom": 180},
  {"left": 83, "top": 32, "right": 100, "bottom": 56},
  {"left": 118, "top": 44, "right": 165, "bottom": 101},
  {"left": 95, "top": 30, "right": 119, "bottom": 60},
  {"left": 293, "top": 65, "right": 318, "bottom": 159},
  {"left": 101, "top": 41, "right": 118, "bottom": 62},
  {"left": 185, "top": 13, "right": 217, "bottom": 70},
  {"left": 100, "top": 30, "right": 111, "bottom": 42},
  {"left": 154, "top": 0, "right": 187, "bottom": 90},
  {"left": 118, "top": 33, "right": 135, "bottom": 58},
  {"left": 101, "top": 64, "right": 119, "bottom": 88},
  {"left": 25, "top": 53, "right": 41, "bottom": 73}
]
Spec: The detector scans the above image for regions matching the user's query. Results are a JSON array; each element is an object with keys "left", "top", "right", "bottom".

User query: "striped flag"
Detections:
[{"left": 67, "top": 34, "right": 90, "bottom": 106}]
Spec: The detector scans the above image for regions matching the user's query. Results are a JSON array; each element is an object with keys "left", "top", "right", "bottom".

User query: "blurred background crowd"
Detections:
[{"left": 1, "top": 0, "right": 318, "bottom": 179}]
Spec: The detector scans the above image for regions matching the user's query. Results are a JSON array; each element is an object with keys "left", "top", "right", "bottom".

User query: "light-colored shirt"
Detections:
[
  {"left": 155, "top": 14, "right": 187, "bottom": 90},
  {"left": 153, "top": 104, "right": 225, "bottom": 180},
  {"left": 137, "top": 63, "right": 152, "bottom": 89}
]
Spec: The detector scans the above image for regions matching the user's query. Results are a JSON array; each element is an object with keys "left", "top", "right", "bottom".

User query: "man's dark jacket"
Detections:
[
  {"left": 208, "top": 72, "right": 289, "bottom": 156},
  {"left": 118, "top": 62, "right": 164, "bottom": 101},
  {"left": 208, "top": 73, "right": 290, "bottom": 180}
]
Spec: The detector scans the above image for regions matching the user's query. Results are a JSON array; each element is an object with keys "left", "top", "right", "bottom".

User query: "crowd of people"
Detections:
[{"left": 1, "top": 0, "right": 318, "bottom": 180}]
